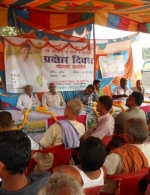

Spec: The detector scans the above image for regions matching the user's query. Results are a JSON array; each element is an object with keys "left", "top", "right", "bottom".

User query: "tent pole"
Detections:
[{"left": 93, "top": 13, "right": 96, "bottom": 80}]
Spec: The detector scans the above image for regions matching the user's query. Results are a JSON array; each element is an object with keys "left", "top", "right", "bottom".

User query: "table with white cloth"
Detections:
[{"left": 7, "top": 107, "right": 87, "bottom": 136}]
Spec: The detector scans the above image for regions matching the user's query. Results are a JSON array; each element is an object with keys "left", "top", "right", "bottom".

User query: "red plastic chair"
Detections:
[
  {"left": 101, "top": 135, "right": 113, "bottom": 147},
  {"left": 84, "top": 185, "right": 102, "bottom": 195},
  {"left": 27, "top": 144, "right": 73, "bottom": 175},
  {"left": 105, "top": 168, "right": 149, "bottom": 195}
]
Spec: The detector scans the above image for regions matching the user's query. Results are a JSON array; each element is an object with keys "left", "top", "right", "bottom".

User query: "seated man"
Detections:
[
  {"left": 16, "top": 85, "right": 41, "bottom": 110},
  {"left": 93, "top": 79, "right": 105, "bottom": 97},
  {"left": 54, "top": 137, "right": 107, "bottom": 188},
  {"left": 75, "top": 84, "right": 99, "bottom": 104},
  {"left": 39, "top": 172, "right": 84, "bottom": 195},
  {"left": 33, "top": 98, "right": 85, "bottom": 171},
  {"left": 42, "top": 82, "right": 66, "bottom": 107},
  {"left": 132, "top": 79, "right": 145, "bottom": 96},
  {"left": 82, "top": 96, "right": 114, "bottom": 140},
  {"left": 0, "top": 111, "right": 39, "bottom": 150},
  {"left": 115, "top": 91, "right": 146, "bottom": 131},
  {"left": 0, "top": 111, "right": 14, "bottom": 131},
  {"left": 101, "top": 118, "right": 150, "bottom": 194},
  {"left": 0, "top": 131, "right": 51, "bottom": 195},
  {"left": 112, "top": 78, "right": 132, "bottom": 100}
]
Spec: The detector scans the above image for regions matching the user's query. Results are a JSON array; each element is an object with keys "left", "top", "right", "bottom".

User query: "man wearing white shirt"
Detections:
[
  {"left": 42, "top": 82, "right": 66, "bottom": 107},
  {"left": 16, "top": 85, "right": 41, "bottom": 110},
  {"left": 6, "top": 43, "right": 41, "bottom": 93},
  {"left": 112, "top": 78, "right": 132, "bottom": 100}
]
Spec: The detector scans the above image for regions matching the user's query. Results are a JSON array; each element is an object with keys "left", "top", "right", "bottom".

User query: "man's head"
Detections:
[
  {"left": 79, "top": 137, "right": 106, "bottom": 172},
  {"left": 38, "top": 172, "right": 84, "bottom": 195},
  {"left": 48, "top": 82, "right": 56, "bottom": 94},
  {"left": 0, "top": 111, "right": 14, "bottom": 131},
  {"left": 124, "top": 118, "right": 149, "bottom": 144},
  {"left": 20, "top": 43, "right": 31, "bottom": 60},
  {"left": 120, "top": 78, "right": 127, "bottom": 89},
  {"left": 25, "top": 85, "right": 33, "bottom": 95},
  {"left": 93, "top": 80, "right": 100, "bottom": 90},
  {"left": 64, "top": 98, "right": 83, "bottom": 119},
  {"left": 0, "top": 131, "right": 31, "bottom": 177},
  {"left": 136, "top": 80, "right": 142, "bottom": 88},
  {"left": 125, "top": 92, "right": 143, "bottom": 107},
  {"left": 85, "top": 85, "right": 94, "bottom": 96},
  {"left": 97, "top": 95, "right": 113, "bottom": 112}
]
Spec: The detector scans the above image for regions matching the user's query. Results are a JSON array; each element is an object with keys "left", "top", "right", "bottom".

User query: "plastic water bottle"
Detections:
[
  {"left": 31, "top": 95, "right": 36, "bottom": 111},
  {"left": 88, "top": 96, "right": 92, "bottom": 107}
]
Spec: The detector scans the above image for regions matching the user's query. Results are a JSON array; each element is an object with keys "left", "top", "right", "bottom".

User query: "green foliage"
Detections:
[
  {"left": 142, "top": 47, "right": 150, "bottom": 60},
  {"left": 2, "top": 26, "right": 22, "bottom": 36}
]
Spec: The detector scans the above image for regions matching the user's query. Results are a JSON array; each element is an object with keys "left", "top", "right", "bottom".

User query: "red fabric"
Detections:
[
  {"left": 47, "top": 115, "right": 86, "bottom": 127},
  {"left": 30, "top": 11, "right": 50, "bottom": 28},
  {"left": 118, "top": 17, "right": 130, "bottom": 31}
]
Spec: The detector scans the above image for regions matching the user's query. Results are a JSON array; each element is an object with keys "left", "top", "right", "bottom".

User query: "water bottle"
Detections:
[
  {"left": 88, "top": 96, "right": 92, "bottom": 107},
  {"left": 31, "top": 95, "right": 36, "bottom": 111}
]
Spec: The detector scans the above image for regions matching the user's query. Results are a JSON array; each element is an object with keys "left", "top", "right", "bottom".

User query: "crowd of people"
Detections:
[{"left": 0, "top": 77, "right": 149, "bottom": 195}]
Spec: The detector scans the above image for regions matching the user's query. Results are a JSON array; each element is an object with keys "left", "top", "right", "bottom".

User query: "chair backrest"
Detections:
[
  {"left": 107, "top": 168, "right": 149, "bottom": 195},
  {"left": 101, "top": 135, "right": 113, "bottom": 147},
  {"left": 38, "top": 144, "right": 73, "bottom": 173},
  {"left": 84, "top": 185, "right": 102, "bottom": 195}
]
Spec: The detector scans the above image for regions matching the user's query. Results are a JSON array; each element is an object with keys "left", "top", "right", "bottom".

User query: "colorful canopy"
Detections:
[{"left": 0, "top": 0, "right": 150, "bottom": 33}]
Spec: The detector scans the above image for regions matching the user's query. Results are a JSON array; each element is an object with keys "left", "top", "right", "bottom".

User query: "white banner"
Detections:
[
  {"left": 5, "top": 37, "right": 94, "bottom": 93},
  {"left": 99, "top": 54, "right": 124, "bottom": 78},
  {"left": 131, "top": 38, "right": 144, "bottom": 72}
]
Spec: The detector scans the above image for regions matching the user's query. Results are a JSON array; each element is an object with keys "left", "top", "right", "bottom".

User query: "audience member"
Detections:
[
  {"left": 0, "top": 131, "right": 51, "bottom": 195},
  {"left": 101, "top": 118, "right": 150, "bottom": 194},
  {"left": 82, "top": 96, "right": 114, "bottom": 140},
  {"left": 112, "top": 78, "right": 132, "bottom": 100},
  {"left": 132, "top": 79, "right": 145, "bottom": 96},
  {"left": 38, "top": 172, "right": 84, "bottom": 195},
  {"left": 54, "top": 137, "right": 107, "bottom": 188},
  {"left": 16, "top": 85, "right": 41, "bottom": 110},
  {"left": 42, "top": 82, "right": 66, "bottom": 107},
  {"left": 75, "top": 84, "right": 99, "bottom": 104},
  {"left": 93, "top": 80, "right": 105, "bottom": 97},
  {"left": 115, "top": 91, "right": 146, "bottom": 130},
  {"left": 0, "top": 111, "right": 14, "bottom": 131},
  {"left": 33, "top": 98, "right": 85, "bottom": 171}
]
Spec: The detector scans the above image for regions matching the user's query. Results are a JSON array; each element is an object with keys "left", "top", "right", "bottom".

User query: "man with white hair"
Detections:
[
  {"left": 42, "top": 82, "right": 66, "bottom": 107},
  {"left": 33, "top": 98, "right": 85, "bottom": 171},
  {"left": 38, "top": 172, "right": 84, "bottom": 195}
]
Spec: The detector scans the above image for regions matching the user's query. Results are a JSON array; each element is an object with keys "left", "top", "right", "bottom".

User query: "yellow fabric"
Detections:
[{"left": 110, "top": 144, "right": 148, "bottom": 173}]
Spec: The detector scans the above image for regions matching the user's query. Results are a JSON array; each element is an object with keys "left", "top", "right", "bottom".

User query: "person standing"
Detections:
[{"left": 6, "top": 43, "right": 41, "bottom": 93}]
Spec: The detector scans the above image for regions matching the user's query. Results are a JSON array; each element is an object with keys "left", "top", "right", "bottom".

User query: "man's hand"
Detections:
[{"left": 83, "top": 99, "right": 88, "bottom": 105}]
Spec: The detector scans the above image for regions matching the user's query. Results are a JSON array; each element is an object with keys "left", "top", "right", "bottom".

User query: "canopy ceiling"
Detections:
[{"left": 1, "top": 0, "right": 150, "bottom": 34}]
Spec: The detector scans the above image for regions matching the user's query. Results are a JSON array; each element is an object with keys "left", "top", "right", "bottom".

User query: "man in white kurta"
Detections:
[
  {"left": 112, "top": 78, "right": 132, "bottom": 101},
  {"left": 16, "top": 85, "right": 41, "bottom": 110},
  {"left": 5, "top": 43, "right": 42, "bottom": 93},
  {"left": 42, "top": 82, "right": 66, "bottom": 107}
]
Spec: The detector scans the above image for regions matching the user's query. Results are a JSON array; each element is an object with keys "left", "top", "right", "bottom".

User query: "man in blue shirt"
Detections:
[{"left": 75, "top": 84, "right": 99, "bottom": 104}]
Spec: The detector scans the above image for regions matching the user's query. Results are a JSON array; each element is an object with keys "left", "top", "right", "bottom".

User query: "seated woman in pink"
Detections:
[{"left": 54, "top": 137, "right": 107, "bottom": 188}]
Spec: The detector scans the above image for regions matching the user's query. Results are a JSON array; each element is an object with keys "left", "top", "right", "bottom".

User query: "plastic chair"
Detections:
[
  {"left": 84, "top": 185, "right": 102, "bottom": 195},
  {"left": 106, "top": 168, "right": 149, "bottom": 195},
  {"left": 27, "top": 144, "right": 73, "bottom": 175},
  {"left": 101, "top": 135, "right": 113, "bottom": 147}
]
